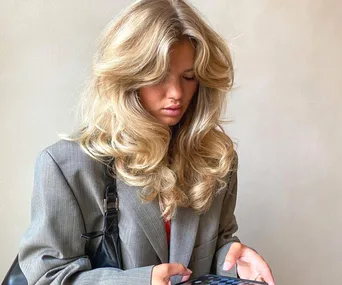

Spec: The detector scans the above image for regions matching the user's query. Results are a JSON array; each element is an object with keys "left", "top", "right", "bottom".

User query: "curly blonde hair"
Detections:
[{"left": 70, "top": 0, "right": 237, "bottom": 219}]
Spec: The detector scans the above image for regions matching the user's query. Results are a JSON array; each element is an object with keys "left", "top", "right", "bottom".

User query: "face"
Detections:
[{"left": 138, "top": 37, "right": 198, "bottom": 126}]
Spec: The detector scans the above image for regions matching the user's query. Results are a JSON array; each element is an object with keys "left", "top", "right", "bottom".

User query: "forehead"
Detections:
[{"left": 169, "top": 37, "right": 196, "bottom": 71}]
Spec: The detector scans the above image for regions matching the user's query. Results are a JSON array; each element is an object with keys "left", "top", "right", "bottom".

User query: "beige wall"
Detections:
[{"left": 1, "top": 1, "right": 341, "bottom": 284}]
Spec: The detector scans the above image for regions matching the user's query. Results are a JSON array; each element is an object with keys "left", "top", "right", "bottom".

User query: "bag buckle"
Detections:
[{"left": 104, "top": 197, "right": 118, "bottom": 213}]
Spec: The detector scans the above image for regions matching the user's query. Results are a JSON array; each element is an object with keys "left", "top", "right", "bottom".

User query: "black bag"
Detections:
[
  {"left": 2, "top": 174, "right": 121, "bottom": 285},
  {"left": 81, "top": 180, "right": 122, "bottom": 269}
]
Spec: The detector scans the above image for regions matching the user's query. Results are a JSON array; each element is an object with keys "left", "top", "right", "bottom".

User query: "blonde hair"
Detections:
[{"left": 70, "top": 0, "right": 237, "bottom": 219}]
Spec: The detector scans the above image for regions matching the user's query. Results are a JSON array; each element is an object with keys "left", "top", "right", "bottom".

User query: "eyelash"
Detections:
[{"left": 183, "top": 76, "right": 196, "bottom": 81}]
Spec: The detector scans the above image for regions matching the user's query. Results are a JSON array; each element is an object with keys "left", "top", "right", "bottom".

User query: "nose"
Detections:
[{"left": 166, "top": 78, "right": 182, "bottom": 101}]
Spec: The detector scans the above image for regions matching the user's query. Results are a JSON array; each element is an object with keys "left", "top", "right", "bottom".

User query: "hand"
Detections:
[
  {"left": 223, "top": 242, "right": 275, "bottom": 285},
  {"left": 151, "top": 263, "right": 192, "bottom": 285}
]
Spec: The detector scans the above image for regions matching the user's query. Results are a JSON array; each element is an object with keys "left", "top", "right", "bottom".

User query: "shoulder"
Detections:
[
  {"left": 39, "top": 139, "right": 94, "bottom": 164},
  {"left": 42, "top": 139, "right": 86, "bottom": 161},
  {"left": 31, "top": 140, "right": 110, "bottom": 237},
  {"left": 217, "top": 148, "right": 238, "bottom": 197},
  {"left": 231, "top": 149, "right": 238, "bottom": 171},
  {"left": 34, "top": 140, "right": 111, "bottom": 208},
  {"left": 36, "top": 139, "right": 104, "bottom": 179}
]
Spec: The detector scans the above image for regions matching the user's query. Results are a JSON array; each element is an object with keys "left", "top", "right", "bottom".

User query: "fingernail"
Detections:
[
  {"left": 181, "top": 275, "right": 190, "bottom": 282},
  {"left": 223, "top": 261, "right": 232, "bottom": 271},
  {"left": 186, "top": 269, "right": 192, "bottom": 274}
]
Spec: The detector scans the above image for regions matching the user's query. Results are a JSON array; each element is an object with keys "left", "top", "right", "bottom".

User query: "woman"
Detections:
[{"left": 19, "top": 0, "right": 275, "bottom": 284}]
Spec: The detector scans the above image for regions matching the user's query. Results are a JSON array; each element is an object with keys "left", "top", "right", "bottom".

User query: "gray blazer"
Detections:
[{"left": 19, "top": 140, "right": 239, "bottom": 285}]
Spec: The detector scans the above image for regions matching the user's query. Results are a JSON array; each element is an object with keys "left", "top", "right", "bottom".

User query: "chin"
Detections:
[{"left": 160, "top": 117, "right": 182, "bottom": 127}]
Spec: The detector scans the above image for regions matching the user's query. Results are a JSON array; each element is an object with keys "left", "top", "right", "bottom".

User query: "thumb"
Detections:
[
  {"left": 167, "top": 263, "right": 192, "bottom": 277},
  {"left": 223, "top": 242, "right": 242, "bottom": 271}
]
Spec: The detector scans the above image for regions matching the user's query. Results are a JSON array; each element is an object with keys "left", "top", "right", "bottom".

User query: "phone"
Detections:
[{"left": 175, "top": 274, "right": 268, "bottom": 285}]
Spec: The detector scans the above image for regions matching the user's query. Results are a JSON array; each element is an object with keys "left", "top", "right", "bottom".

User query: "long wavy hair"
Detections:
[{"left": 69, "top": 0, "right": 237, "bottom": 219}]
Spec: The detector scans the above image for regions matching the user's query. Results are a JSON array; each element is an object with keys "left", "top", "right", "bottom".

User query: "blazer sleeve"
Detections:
[
  {"left": 19, "top": 150, "right": 153, "bottom": 285},
  {"left": 212, "top": 153, "right": 240, "bottom": 277}
]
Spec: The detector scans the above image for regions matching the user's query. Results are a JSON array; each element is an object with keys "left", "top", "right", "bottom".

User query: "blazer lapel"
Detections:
[
  {"left": 169, "top": 206, "right": 199, "bottom": 284},
  {"left": 117, "top": 180, "right": 169, "bottom": 264}
]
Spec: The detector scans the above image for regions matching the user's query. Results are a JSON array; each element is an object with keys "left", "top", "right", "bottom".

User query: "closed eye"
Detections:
[{"left": 183, "top": 76, "right": 196, "bottom": 81}]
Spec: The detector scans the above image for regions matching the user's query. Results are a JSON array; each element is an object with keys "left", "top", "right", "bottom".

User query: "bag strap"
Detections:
[
  {"left": 103, "top": 180, "right": 118, "bottom": 232},
  {"left": 102, "top": 176, "right": 122, "bottom": 268},
  {"left": 81, "top": 163, "right": 122, "bottom": 269},
  {"left": 81, "top": 165, "right": 118, "bottom": 239}
]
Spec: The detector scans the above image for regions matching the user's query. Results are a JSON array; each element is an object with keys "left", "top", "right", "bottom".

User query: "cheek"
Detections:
[
  {"left": 139, "top": 87, "right": 162, "bottom": 109},
  {"left": 184, "top": 83, "right": 198, "bottom": 103}
]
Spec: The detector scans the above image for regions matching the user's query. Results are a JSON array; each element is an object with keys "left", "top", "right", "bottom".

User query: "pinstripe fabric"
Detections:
[{"left": 19, "top": 140, "right": 239, "bottom": 285}]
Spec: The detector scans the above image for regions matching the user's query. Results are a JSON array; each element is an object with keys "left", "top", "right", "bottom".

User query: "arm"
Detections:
[
  {"left": 19, "top": 150, "right": 153, "bottom": 285},
  {"left": 212, "top": 154, "right": 240, "bottom": 277},
  {"left": 214, "top": 155, "right": 275, "bottom": 285}
]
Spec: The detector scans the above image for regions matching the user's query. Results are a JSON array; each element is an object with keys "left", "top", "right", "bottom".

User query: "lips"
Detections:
[
  {"left": 162, "top": 106, "right": 182, "bottom": 116},
  {"left": 164, "top": 104, "right": 181, "bottom": 109}
]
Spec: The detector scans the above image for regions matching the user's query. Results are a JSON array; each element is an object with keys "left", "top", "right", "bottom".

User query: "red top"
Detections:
[{"left": 165, "top": 219, "right": 171, "bottom": 246}]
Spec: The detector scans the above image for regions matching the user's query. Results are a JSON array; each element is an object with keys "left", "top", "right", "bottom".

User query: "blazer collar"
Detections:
[
  {"left": 117, "top": 179, "right": 199, "bottom": 269},
  {"left": 118, "top": 179, "right": 168, "bottom": 263},
  {"left": 169, "top": 206, "right": 199, "bottom": 284}
]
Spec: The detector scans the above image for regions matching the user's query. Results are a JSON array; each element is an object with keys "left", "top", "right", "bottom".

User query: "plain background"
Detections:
[{"left": 1, "top": 0, "right": 341, "bottom": 284}]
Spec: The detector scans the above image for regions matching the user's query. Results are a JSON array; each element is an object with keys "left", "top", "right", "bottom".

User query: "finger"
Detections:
[
  {"left": 180, "top": 275, "right": 191, "bottom": 282},
  {"left": 223, "top": 242, "right": 242, "bottom": 271},
  {"left": 258, "top": 265, "right": 275, "bottom": 285},
  {"left": 249, "top": 254, "right": 275, "bottom": 285},
  {"left": 165, "top": 263, "right": 192, "bottom": 277}
]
